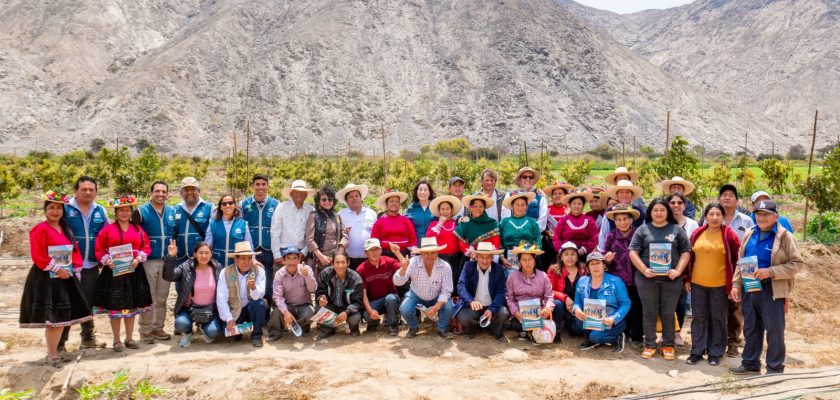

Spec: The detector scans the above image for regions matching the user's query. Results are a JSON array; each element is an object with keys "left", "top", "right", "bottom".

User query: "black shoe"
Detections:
[
  {"left": 349, "top": 328, "right": 361, "bottom": 337},
  {"left": 406, "top": 328, "right": 419, "bottom": 338},
  {"left": 251, "top": 337, "right": 263, "bottom": 347},
  {"left": 268, "top": 334, "right": 282, "bottom": 342},
  {"left": 613, "top": 333, "right": 625, "bottom": 353},
  {"left": 729, "top": 365, "right": 760, "bottom": 375},
  {"left": 495, "top": 335, "right": 510, "bottom": 344},
  {"left": 686, "top": 354, "right": 704, "bottom": 365},
  {"left": 708, "top": 356, "right": 721, "bottom": 366},
  {"left": 317, "top": 331, "right": 333, "bottom": 339},
  {"left": 553, "top": 334, "right": 562, "bottom": 344},
  {"left": 388, "top": 325, "right": 399, "bottom": 336},
  {"left": 464, "top": 333, "right": 476, "bottom": 340},
  {"left": 766, "top": 368, "right": 784, "bottom": 375},
  {"left": 232, "top": 334, "right": 243, "bottom": 342},
  {"left": 366, "top": 324, "right": 379, "bottom": 334},
  {"left": 579, "top": 340, "right": 598, "bottom": 351},
  {"left": 438, "top": 330, "right": 454, "bottom": 340}
]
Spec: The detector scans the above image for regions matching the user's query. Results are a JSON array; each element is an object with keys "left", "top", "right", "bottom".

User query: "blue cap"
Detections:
[{"left": 281, "top": 247, "right": 303, "bottom": 257}]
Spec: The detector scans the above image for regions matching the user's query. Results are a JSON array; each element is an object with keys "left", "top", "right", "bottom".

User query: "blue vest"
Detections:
[
  {"left": 240, "top": 196, "right": 278, "bottom": 250},
  {"left": 209, "top": 218, "right": 247, "bottom": 267},
  {"left": 65, "top": 202, "right": 108, "bottom": 265},
  {"left": 138, "top": 202, "right": 176, "bottom": 260},
  {"left": 526, "top": 192, "right": 543, "bottom": 220},
  {"left": 173, "top": 201, "right": 213, "bottom": 259}
]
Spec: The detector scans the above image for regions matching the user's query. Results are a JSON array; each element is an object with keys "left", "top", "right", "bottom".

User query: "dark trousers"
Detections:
[
  {"left": 624, "top": 284, "right": 644, "bottom": 342},
  {"left": 254, "top": 249, "right": 275, "bottom": 305},
  {"left": 59, "top": 266, "right": 100, "bottom": 347},
  {"left": 728, "top": 299, "right": 744, "bottom": 349},
  {"left": 636, "top": 276, "right": 682, "bottom": 348},
  {"left": 349, "top": 257, "right": 366, "bottom": 271},
  {"left": 440, "top": 253, "right": 463, "bottom": 291},
  {"left": 235, "top": 300, "right": 268, "bottom": 339},
  {"left": 539, "top": 234, "right": 556, "bottom": 272},
  {"left": 741, "top": 282, "right": 786, "bottom": 372},
  {"left": 552, "top": 300, "right": 585, "bottom": 337},
  {"left": 318, "top": 304, "right": 361, "bottom": 334},
  {"left": 382, "top": 249, "right": 410, "bottom": 298},
  {"left": 362, "top": 294, "right": 401, "bottom": 327},
  {"left": 689, "top": 284, "right": 728, "bottom": 358},
  {"left": 676, "top": 288, "right": 688, "bottom": 332},
  {"left": 458, "top": 306, "right": 509, "bottom": 338},
  {"left": 269, "top": 304, "right": 314, "bottom": 337},
  {"left": 578, "top": 318, "right": 627, "bottom": 344}
]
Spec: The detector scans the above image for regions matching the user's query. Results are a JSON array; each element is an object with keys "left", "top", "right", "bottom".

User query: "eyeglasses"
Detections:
[
  {"left": 669, "top": 201, "right": 684, "bottom": 206},
  {"left": 520, "top": 175, "right": 534, "bottom": 180},
  {"left": 221, "top": 201, "right": 236, "bottom": 206},
  {"left": 320, "top": 198, "right": 334, "bottom": 202}
]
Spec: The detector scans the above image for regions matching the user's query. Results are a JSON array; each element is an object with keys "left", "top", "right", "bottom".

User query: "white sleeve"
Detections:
[
  {"left": 537, "top": 195, "right": 548, "bottom": 232},
  {"left": 598, "top": 214, "right": 611, "bottom": 252},
  {"left": 216, "top": 269, "right": 233, "bottom": 322},
  {"left": 270, "top": 204, "right": 283, "bottom": 257},
  {"left": 500, "top": 193, "right": 512, "bottom": 220},
  {"left": 250, "top": 267, "right": 266, "bottom": 300}
]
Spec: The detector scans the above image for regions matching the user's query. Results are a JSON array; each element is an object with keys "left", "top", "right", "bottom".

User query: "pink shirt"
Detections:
[{"left": 186, "top": 267, "right": 216, "bottom": 306}]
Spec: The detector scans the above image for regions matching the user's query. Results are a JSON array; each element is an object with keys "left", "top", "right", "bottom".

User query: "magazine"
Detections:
[
  {"left": 583, "top": 298, "right": 607, "bottom": 331},
  {"left": 312, "top": 307, "right": 341, "bottom": 327},
  {"left": 739, "top": 256, "right": 762, "bottom": 293},
  {"left": 649, "top": 243, "right": 672, "bottom": 275},
  {"left": 416, "top": 304, "right": 439, "bottom": 322},
  {"left": 546, "top": 215, "right": 559, "bottom": 237},
  {"left": 48, "top": 245, "right": 74, "bottom": 278},
  {"left": 224, "top": 322, "right": 254, "bottom": 337},
  {"left": 518, "top": 298, "right": 543, "bottom": 331},
  {"left": 109, "top": 244, "right": 134, "bottom": 277}
]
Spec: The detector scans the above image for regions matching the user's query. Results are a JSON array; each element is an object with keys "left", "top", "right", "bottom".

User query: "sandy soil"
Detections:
[{"left": 0, "top": 245, "right": 838, "bottom": 399}]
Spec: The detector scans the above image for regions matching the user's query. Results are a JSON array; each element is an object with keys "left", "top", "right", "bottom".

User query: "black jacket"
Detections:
[
  {"left": 163, "top": 256, "right": 224, "bottom": 315},
  {"left": 316, "top": 267, "right": 364, "bottom": 315}
]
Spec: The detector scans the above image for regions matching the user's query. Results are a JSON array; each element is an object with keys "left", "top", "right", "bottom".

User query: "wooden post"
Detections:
[
  {"left": 664, "top": 111, "right": 671, "bottom": 158},
  {"left": 803, "top": 110, "right": 819, "bottom": 241},
  {"left": 232, "top": 130, "right": 238, "bottom": 195},
  {"left": 245, "top": 118, "right": 251, "bottom": 184},
  {"left": 524, "top": 141, "right": 529, "bottom": 166},
  {"left": 633, "top": 135, "right": 637, "bottom": 170},
  {"left": 742, "top": 131, "right": 749, "bottom": 190},
  {"left": 381, "top": 127, "right": 387, "bottom": 185},
  {"left": 540, "top": 138, "right": 545, "bottom": 176},
  {"left": 622, "top": 134, "right": 626, "bottom": 166}
]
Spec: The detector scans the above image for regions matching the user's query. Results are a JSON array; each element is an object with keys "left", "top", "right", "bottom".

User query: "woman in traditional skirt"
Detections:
[
  {"left": 19, "top": 191, "right": 94, "bottom": 368},
  {"left": 92, "top": 196, "right": 153, "bottom": 352}
]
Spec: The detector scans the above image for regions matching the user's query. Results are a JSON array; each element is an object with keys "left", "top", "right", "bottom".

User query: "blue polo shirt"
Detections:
[
  {"left": 750, "top": 212, "right": 793, "bottom": 233},
  {"left": 744, "top": 225, "right": 776, "bottom": 269}
]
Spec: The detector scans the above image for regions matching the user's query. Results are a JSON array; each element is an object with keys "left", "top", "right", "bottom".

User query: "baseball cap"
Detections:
[
  {"left": 449, "top": 176, "right": 465, "bottom": 186},
  {"left": 364, "top": 238, "right": 382, "bottom": 251},
  {"left": 753, "top": 200, "right": 778, "bottom": 214},
  {"left": 750, "top": 190, "right": 771, "bottom": 203}
]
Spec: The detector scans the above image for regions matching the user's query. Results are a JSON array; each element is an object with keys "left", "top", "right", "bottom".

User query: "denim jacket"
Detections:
[{"left": 572, "top": 272, "right": 631, "bottom": 323}]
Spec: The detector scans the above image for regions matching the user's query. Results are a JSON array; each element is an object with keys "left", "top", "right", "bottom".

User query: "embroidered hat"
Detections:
[{"left": 43, "top": 190, "right": 70, "bottom": 204}]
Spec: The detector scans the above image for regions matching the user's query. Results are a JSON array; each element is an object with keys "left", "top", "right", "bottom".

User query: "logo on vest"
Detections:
[
  {"left": 68, "top": 210, "right": 78, "bottom": 217},
  {"left": 175, "top": 214, "right": 182, "bottom": 220}
]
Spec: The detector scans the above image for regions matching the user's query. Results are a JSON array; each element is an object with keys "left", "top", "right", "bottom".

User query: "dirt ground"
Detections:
[{"left": 0, "top": 242, "right": 839, "bottom": 399}]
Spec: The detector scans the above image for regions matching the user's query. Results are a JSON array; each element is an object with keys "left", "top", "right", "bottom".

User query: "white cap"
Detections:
[
  {"left": 364, "top": 238, "right": 382, "bottom": 251},
  {"left": 750, "top": 190, "right": 771, "bottom": 203}
]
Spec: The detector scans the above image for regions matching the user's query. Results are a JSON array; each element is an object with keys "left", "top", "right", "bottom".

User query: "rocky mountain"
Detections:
[
  {"left": 559, "top": 0, "right": 840, "bottom": 151},
  {"left": 0, "top": 0, "right": 791, "bottom": 156}
]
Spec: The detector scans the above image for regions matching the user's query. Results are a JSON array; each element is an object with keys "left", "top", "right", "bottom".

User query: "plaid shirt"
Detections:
[{"left": 393, "top": 256, "right": 453, "bottom": 302}]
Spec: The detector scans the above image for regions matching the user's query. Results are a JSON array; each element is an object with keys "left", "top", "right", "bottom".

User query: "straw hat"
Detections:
[
  {"left": 227, "top": 241, "right": 262, "bottom": 257},
  {"left": 660, "top": 176, "right": 695, "bottom": 195},
  {"left": 108, "top": 196, "right": 138, "bottom": 208},
  {"left": 429, "top": 195, "right": 463, "bottom": 217},
  {"left": 417, "top": 237, "right": 447, "bottom": 253},
  {"left": 336, "top": 183, "right": 369, "bottom": 205},
  {"left": 605, "top": 167, "right": 640, "bottom": 185},
  {"left": 543, "top": 181, "right": 575, "bottom": 197},
  {"left": 472, "top": 241, "right": 504, "bottom": 255},
  {"left": 606, "top": 179, "right": 643, "bottom": 200},
  {"left": 560, "top": 190, "right": 594, "bottom": 206},
  {"left": 375, "top": 189, "right": 409, "bottom": 211},
  {"left": 461, "top": 194, "right": 496, "bottom": 210},
  {"left": 43, "top": 191, "right": 69, "bottom": 204},
  {"left": 605, "top": 203, "right": 640, "bottom": 221},
  {"left": 513, "top": 167, "right": 541, "bottom": 186},
  {"left": 509, "top": 242, "right": 544, "bottom": 256},
  {"left": 281, "top": 180, "right": 317, "bottom": 199},
  {"left": 502, "top": 191, "right": 536, "bottom": 210}
]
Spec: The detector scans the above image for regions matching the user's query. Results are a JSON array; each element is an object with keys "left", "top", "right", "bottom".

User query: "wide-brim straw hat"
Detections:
[
  {"left": 227, "top": 241, "right": 261, "bottom": 257},
  {"left": 461, "top": 194, "right": 496, "bottom": 210},
  {"left": 661, "top": 176, "right": 695, "bottom": 195},
  {"left": 605, "top": 203, "right": 640, "bottom": 221},
  {"left": 514, "top": 167, "right": 541, "bottom": 186},
  {"left": 281, "top": 179, "right": 317, "bottom": 199},
  {"left": 336, "top": 183, "right": 369, "bottom": 205},
  {"left": 605, "top": 167, "right": 640, "bottom": 185},
  {"left": 43, "top": 191, "right": 69, "bottom": 204},
  {"left": 418, "top": 237, "right": 447, "bottom": 253},
  {"left": 108, "top": 196, "right": 138, "bottom": 208},
  {"left": 606, "top": 179, "right": 643, "bottom": 201},
  {"left": 502, "top": 191, "right": 536, "bottom": 210},
  {"left": 472, "top": 241, "right": 504, "bottom": 255},
  {"left": 560, "top": 190, "right": 593, "bottom": 206},
  {"left": 429, "top": 195, "right": 463, "bottom": 217},
  {"left": 543, "top": 181, "right": 575, "bottom": 197},
  {"left": 375, "top": 190, "right": 409, "bottom": 211}
]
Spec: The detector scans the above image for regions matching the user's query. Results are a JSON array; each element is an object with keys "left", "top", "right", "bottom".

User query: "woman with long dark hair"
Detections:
[
  {"left": 406, "top": 179, "right": 437, "bottom": 242},
  {"left": 19, "top": 192, "right": 93, "bottom": 367},
  {"left": 205, "top": 194, "right": 251, "bottom": 267},
  {"left": 305, "top": 187, "right": 347, "bottom": 279}
]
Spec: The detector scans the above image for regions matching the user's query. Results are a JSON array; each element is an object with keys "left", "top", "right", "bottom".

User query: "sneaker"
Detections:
[
  {"left": 726, "top": 345, "right": 740, "bottom": 358},
  {"left": 674, "top": 333, "right": 685, "bottom": 347},
  {"left": 179, "top": 333, "right": 193, "bottom": 348},
  {"left": 140, "top": 335, "right": 155, "bottom": 345},
  {"left": 729, "top": 365, "right": 760, "bottom": 375},
  {"left": 765, "top": 368, "right": 784, "bottom": 375},
  {"left": 388, "top": 325, "right": 399, "bottom": 336},
  {"left": 251, "top": 337, "right": 263, "bottom": 347},
  {"left": 663, "top": 346, "right": 676, "bottom": 360},
  {"left": 438, "top": 330, "right": 454, "bottom": 340},
  {"left": 80, "top": 338, "right": 107, "bottom": 349},
  {"left": 641, "top": 347, "right": 656, "bottom": 359},
  {"left": 613, "top": 333, "right": 625, "bottom": 353},
  {"left": 686, "top": 354, "right": 703, "bottom": 365},
  {"left": 406, "top": 328, "right": 419, "bottom": 338},
  {"left": 579, "top": 340, "right": 598, "bottom": 351},
  {"left": 203, "top": 334, "right": 216, "bottom": 344},
  {"left": 708, "top": 356, "right": 721, "bottom": 366},
  {"left": 150, "top": 329, "right": 171, "bottom": 341}
]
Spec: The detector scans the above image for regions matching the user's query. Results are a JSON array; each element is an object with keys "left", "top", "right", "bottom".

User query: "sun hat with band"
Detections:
[
  {"left": 660, "top": 176, "right": 695, "bottom": 195},
  {"left": 560, "top": 189, "right": 593, "bottom": 206},
  {"left": 543, "top": 180, "right": 575, "bottom": 197},
  {"left": 605, "top": 167, "right": 640, "bottom": 185},
  {"left": 375, "top": 189, "right": 409, "bottom": 211},
  {"left": 336, "top": 183, "right": 369, "bottom": 205},
  {"left": 514, "top": 167, "right": 541, "bottom": 187},
  {"left": 606, "top": 179, "right": 643, "bottom": 201},
  {"left": 429, "top": 194, "right": 463, "bottom": 217},
  {"left": 282, "top": 179, "right": 317, "bottom": 200},
  {"left": 417, "top": 237, "right": 447, "bottom": 253},
  {"left": 472, "top": 241, "right": 504, "bottom": 255},
  {"left": 228, "top": 241, "right": 262, "bottom": 258},
  {"left": 606, "top": 203, "right": 640, "bottom": 221},
  {"left": 43, "top": 190, "right": 70, "bottom": 204},
  {"left": 502, "top": 191, "right": 536, "bottom": 210},
  {"left": 461, "top": 193, "right": 496, "bottom": 210}
]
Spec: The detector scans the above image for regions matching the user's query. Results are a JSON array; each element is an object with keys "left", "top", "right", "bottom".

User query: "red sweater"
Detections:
[
  {"left": 547, "top": 265, "right": 585, "bottom": 302},
  {"left": 29, "top": 222, "right": 82, "bottom": 270},
  {"left": 356, "top": 256, "right": 401, "bottom": 300},
  {"left": 685, "top": 224, "right": 742, "bottom": 293},
  {"left": 426, "top": 220, "right": 459, "bottom": 255},
  {"left": 371, "top": 214, "right": 417, "bottom": 250},
  {"left": 552, "top": 213, "right": 598, "bottom": 253},
  {"left": 94, "top": 223, "right": 152, "bottom": 263}
]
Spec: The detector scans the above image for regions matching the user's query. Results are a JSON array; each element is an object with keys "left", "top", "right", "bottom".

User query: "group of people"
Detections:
[{"left": 20, "top": 166, "right": 803, "bottom": 376}]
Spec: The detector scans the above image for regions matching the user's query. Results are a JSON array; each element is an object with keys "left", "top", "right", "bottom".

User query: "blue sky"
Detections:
[{"left": 574, "top": 0, "right": 694, "bottom": 14}]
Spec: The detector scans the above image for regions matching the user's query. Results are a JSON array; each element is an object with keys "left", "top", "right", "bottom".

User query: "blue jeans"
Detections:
[
  {"left": 235, "top": 299, "right": 268, "bottom": 339},
  {"left": 553, "top": 300, "right": 586, "bottom": 337},
  {"left": 399, "top": 290, "right": 454, "bottom": 332},
  {"left": 577, "top": 318, "right": 627, "bottom": 344},
  {"left": 363, "top": 294, "right": 401, "bottom": 327},
  {"left": 174, "top": 310, "right": 222, "bottom": 340}
]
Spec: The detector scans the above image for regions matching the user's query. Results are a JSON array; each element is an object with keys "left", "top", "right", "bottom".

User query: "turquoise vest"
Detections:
[
  {"left": 240, "top": 196, "right": 278, "bottom": 250},
  {"left": 209, "top": 218, "right": 247, "bottom": 267},
  {"left": 138, "top": 202, "right": 176, "bottom": 260},
  {"left": 173, "top": 201, "right": 213, "bottom": 259},
  {"left": 65, "top": 202, "right": 108, "bottom": 265}
]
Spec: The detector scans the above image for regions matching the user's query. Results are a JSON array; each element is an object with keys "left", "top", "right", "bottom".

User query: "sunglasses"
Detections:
[
  {"left": 320, "top": 198, "right": 334, "bottom": 202},
  {"left": 221, "top": 201, "right": 236, "bottom": 206},
  {"left": 520, "top": 175, "right": 535, "bottom": 180},
  {"left": 669, "top": 201, "right": 684, "bottom": 205}
]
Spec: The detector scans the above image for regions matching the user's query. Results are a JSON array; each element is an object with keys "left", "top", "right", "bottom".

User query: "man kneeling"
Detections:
[
  {"left": 395, "top": 237, "right": 455, "bottom": 339},
  {"left": 316, "top": 253, "right": 364, "bottom": 338},
  {"left": 268, "top": 247, "right": 317, "bottom": 340},
  {"left": 217, "top": 242, "right": 267, "bottom": 347},
  {"left": 457, "top": 242, "right": 510, "bottom": 342}
]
